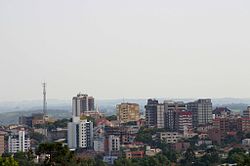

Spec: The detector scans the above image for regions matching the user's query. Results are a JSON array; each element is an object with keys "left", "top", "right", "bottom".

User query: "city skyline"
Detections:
[{"left": 1, "top": 0, "right": 250, "bottom": 101}]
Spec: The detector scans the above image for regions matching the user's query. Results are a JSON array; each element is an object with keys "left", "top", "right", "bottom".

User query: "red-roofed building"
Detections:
[{"left": 96, "top": 118, "right": 113, "bottom": 127}]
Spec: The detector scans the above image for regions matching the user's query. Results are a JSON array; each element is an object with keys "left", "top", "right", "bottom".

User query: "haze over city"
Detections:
[{"left": 1, "top": 0, "right": 250, "bottom": 101}]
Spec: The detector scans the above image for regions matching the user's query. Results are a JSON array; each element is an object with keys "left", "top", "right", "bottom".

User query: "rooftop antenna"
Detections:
[
  {"left": 42, "top": 82, "right": 47, "bottom": 116},
  {"left": 42, "top": 82, "right": 48, "bottom": 140}
]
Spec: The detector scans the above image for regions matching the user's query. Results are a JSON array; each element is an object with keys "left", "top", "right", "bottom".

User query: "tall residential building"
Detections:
[
  {"left": 176, "top": 110, "right": 193, "bottom": 132},
  {"left": 67, "top": 118, "right": 93, "bottom": 149},
  {"left": 116, "top": 103, "right": 140, "bottom": 123},
  {"left": 72, "top": 93, "right": 95, "bottom": 117},
  {"left": 157, "top": 104, "right": 165, "bottom": 129},
  {"left": 187, "top": 99, "right": 213, "bottom": 127},
  {"left": 164, "top": 101, "right": 187, "bottom": 131},
  {"left": 243, "top": 106, "right": 250, "bottom": 118},
  {"left": 0, "top": 132, "right": 5, "bottom": 156},
  {"left": 8, "top": 130, "right": 30, "bottom": 153},
  {"left": 145, "top": 99, "right": 159, "bottom": 128},
  {"left": 88, "top": 96, "right": 95, "bottom": 111}
]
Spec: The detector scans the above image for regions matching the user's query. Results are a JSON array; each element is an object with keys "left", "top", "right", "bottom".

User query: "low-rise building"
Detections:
[
  {"left": 157, "top": 132, "right": 182, "bottom": 144},
  {"left": 170, "top": 142, "right": 190, "bottom": 153},
  {"left": 125, "top": 151, "right": 144, "bottom": 159},
  {"left": 103, "top": 156, "right": 118, "bottom": 165},
  {"left": 242, "top": 139, "right": 250, "bottom": 146},
  {"left": 145, "top": 146, "right": 162, "bottom": 157},
  {"left": 94, "top": 137, "right": 105, "bottom": 153}
]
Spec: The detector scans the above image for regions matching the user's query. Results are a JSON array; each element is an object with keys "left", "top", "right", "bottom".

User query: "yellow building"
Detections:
[{"left": 116, "top": 103, "right": 140, "bottom": 123}]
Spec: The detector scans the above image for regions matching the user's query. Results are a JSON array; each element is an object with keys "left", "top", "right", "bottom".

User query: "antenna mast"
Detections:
[{"left": 43, "top": 82, "right": 47, "bottom": 116}]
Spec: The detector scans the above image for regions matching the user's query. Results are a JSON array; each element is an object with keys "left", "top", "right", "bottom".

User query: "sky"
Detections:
[{"left": 0, "top": 0, "right": 250, "bottom": 101}]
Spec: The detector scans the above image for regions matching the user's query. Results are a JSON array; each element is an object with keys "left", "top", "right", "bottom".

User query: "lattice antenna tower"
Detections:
[{"left": 42, "top": 82, "right": 47, "bottom": 116}]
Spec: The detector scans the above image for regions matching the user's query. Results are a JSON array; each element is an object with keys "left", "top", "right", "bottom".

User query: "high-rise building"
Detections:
[
  {"left": 156, "top": 104, "right": 165, "bottom": 129},
  {"left": 88, "top": 96, "right": 95, "bottom": 111},
  {"left": 164, "top": 101, "right": 187, "bottom": 131},
  {"left": 145, "top": 99, "right": 159, "bottom": 128},
  {"left": 176, "top": 110, "right": 193, "bottom": 132},
  {"left": 67, "top": 118, "right": 93, "bottom": 149},
  {"left": 243, "top": 106, "right": 250, "bottom": 118},
  {"left": 187, "top": 99, "right": 213, "bottom": 127},
  {"left": 145, "top": 99, "right": 193, "bottom": 131},
  {"left": 8, "top": 130, "right": 30, "bottom": 153},
  {"left": 0, "top": 132, "right": 5, "bottom": 156},
  {"left": 72, "top": 93, "right": 95, "bottom": 117},
  {"left": 116, "top": 103, "right": 140, "bottom": 123}
]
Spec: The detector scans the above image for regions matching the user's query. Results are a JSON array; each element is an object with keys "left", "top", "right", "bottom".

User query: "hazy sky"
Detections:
[{"left": 0, "top": 0, "right": 250, "bottom": 101}]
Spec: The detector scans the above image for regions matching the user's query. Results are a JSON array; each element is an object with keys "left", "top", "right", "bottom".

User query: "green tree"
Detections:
[
  {"left": 180, "top": 148, "right": 196, "bottom": 166},
  {"left": 227, "top": 148, "right": 250, "bottom": 165},
  {"left": 114, "top": 158, "right": 133, "bottom": 166},
  {"left": 36, "top": 142, "right": 74, "bottom": 166},
  {"left": 14, "top": 150, "right": 36, "bottom": 166},
  {"left": 0, "top": 156, "right": 19, "bottom": 166},
  {"left": 199, "top": 148, "right": 220, "bottom": 165}
]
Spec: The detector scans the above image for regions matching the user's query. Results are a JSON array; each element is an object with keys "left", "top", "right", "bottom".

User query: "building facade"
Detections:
[
  {"left": 164, "top": 101, "right": 187, "bottom": 131},
  {"left": 72, "top": 93, "right": 95, "bottom": 116},
  {"left": 176, "top": 110, "right": 193, "bottom": 132},
  {"left": 116, "top": 103, "right": 140, "bottom": 123},
  {"left": 108, "top": 135, "right": 120, "bottom": 153},
  {"left": 67, "top": 118, "right": 93, "bottom": 149},
  {"left": 94, "top": 137, "right": 105, "bottom": 152},
  {"left": 156, "top": 104, "right": 165, "bottom": 129},
  {"left": 145, "top": 99, "right": 159, "bottom": 128},
  {"left": 8, "top": 130, "right": 30, "bottom": 153},
  {"left": 157, "top": 132, "right": 182, "bottom": 144},
  {"left": 243, "top": 106, "right": 250, "bottom": 118},
  {"left": 187, "top": 99, "right": 213, "bottom": 127},
  {"left": 0, "top": 132, "right": 5, "bottom": 156}
]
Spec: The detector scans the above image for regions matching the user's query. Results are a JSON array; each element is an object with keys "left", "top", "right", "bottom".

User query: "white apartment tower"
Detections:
[
  {"left": 67, "top": 118, "right": 93, "bottom": 149},
  {"left": 8, "top": 130, "right": 30, "bottom": 153}
]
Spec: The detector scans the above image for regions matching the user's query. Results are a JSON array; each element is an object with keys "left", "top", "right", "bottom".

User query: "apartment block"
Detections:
[
  {"left": 8, "top": 130, "right": 30, "bottom": 153},
  {"left": 67, "top": 118, "right": 93, "bottom": 149},
  {"left": 72, "top": 93, "right": 95, "bottom": 116},
  {"left": 145, "top": 99, "right": 159, "bottom": 128},
  {"left": 157, "top": 132, "right": 182, "bottom": 144},
  {"left": 187, "top": 99, "right": 212, "bottom": 127},
  {"left": 116, "top": 103, "right": 140, "bottom": 123}
]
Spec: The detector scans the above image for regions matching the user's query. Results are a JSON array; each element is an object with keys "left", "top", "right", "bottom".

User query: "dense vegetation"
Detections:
[
  {"left": 114, "top": 154, "right": 170, "bottom": 166},
  {"left": 0, "top": 156, "right": 19, "bottom": 166}
]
